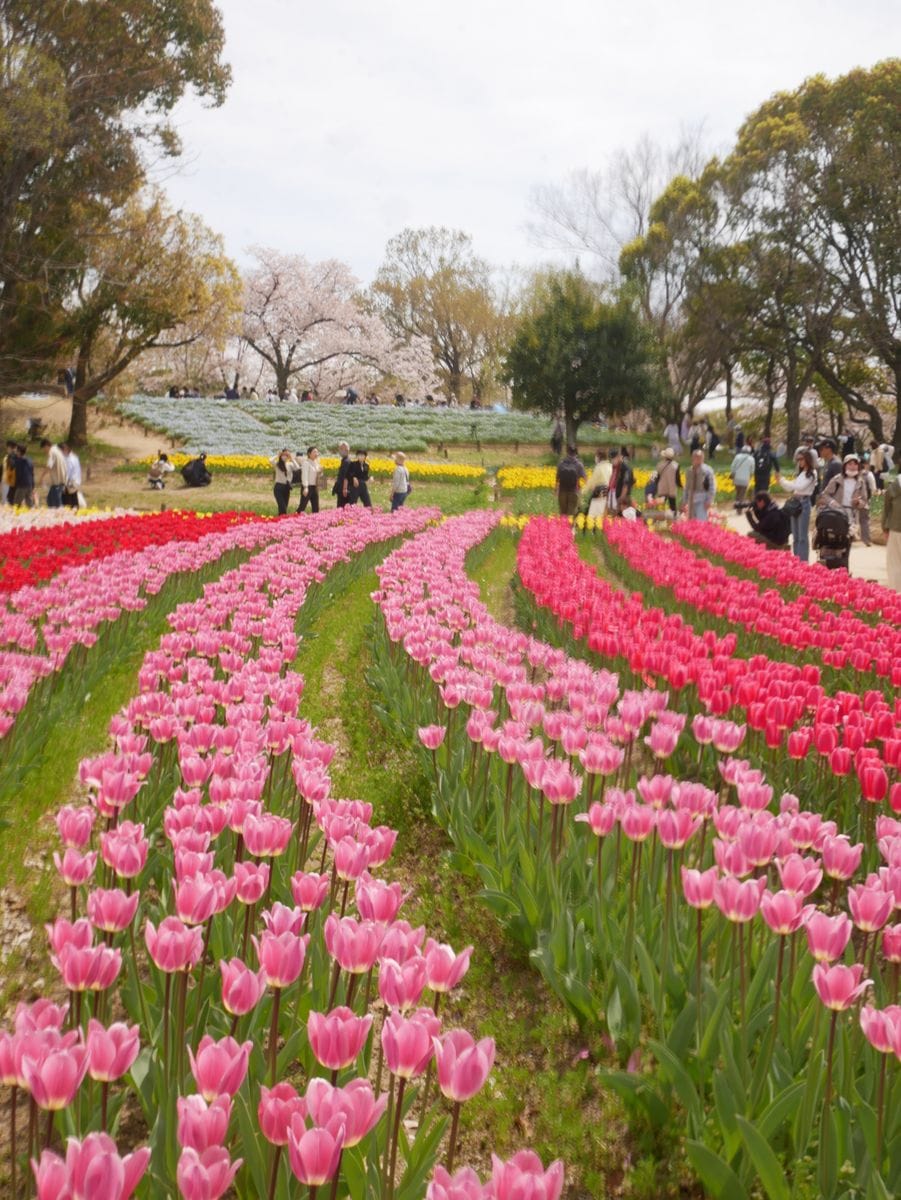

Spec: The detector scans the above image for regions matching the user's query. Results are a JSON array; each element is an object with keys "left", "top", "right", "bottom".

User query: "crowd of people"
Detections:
[
  {"left": 267, "top": 443, "right": 411, "bottom": 515},
  {"left": 2, "top": 438, "right": 83, "bottom": 508}
]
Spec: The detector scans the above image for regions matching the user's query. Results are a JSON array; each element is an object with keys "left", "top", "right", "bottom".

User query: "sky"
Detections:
[{"left": 163, "top": 0, "right": 898, "bottom": 284}]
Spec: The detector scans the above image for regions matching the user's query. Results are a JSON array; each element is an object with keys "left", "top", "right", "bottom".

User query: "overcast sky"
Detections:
[{"left": 163, "top": 0, "right": 898, "bottom": 283}]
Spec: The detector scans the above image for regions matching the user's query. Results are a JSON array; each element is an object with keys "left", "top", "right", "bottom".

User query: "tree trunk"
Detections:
[
  {"left": 67, "top": 348, "right": 91, "bottom": 447},
  {"left": 564, "top": 411, "right": 579, "bottom": 450},
  {"left": 784, "top": 386, "right": 802, "bottom": 457},
  {"left": 723, "top": 361, "right": 732, "bottom": 423}
]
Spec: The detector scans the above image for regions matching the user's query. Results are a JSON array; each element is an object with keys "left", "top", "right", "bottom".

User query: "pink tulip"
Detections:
[
  {"left": 290, "top": 870, "right": 331, "bottom": 912},
  {"left": 56, "top": 805, "right": 96, "bottom": 849},
  {"left": 760, "top": 891, "right": 811, "bottom": 936},
  {"left": 821, "top": 835, "right": 863, "bottom": 882},
  {"left": 55, "top": 943, "right": 122, "bottom": 993},
  {"left": 219, "top": 958, "right": 267, "bottom": 1016},
  {"left": 86, "top": 1020, "right": 140, "bottom": 1083},
  {"left": 381, "top": 921, "right": 427, "bottom": 964},
  {"left": 304, "top": 1077, "right": 388, "bottom": 1146},
  {"left": 657, "top": 809, "right": 700, "bottom": 850},
  {"left": 87, "top": 889, "right": 140, "bottom": 934},
  {"left": 488, "top": 1149, "right": 564, "bottom": 1200},
  {"left": 324, "top": 915, "right": 384, "bottom": 974},
  {"left": 145, "top": 917, "right": 203, "bottom": 973},
  {"left": 253, "top": 930, "right": 309, "bottom": 989},
  {"left": 681, "top": 867, "right": 717, "bottom": 910},
  {"left": 355, "top": 873, "right": 407, "bottom": 923},
  {"left": 882, "top": 925, "right": 901, "bottom": 963},
  {"left": 287, "top": 1117, "right": 345, "bottom": 1187},
  {"left": 424, "top": 939, "right": 473, "bottom": 993},
  {"left": 860, "top": 1005, "right": 901, "bottom": 1055},
  {"left": 177, "top": 1094, "right": 232, "bottom": 1152},
  {"left": 233, "top": 861, "right": 270, "bottom": 905},
  {"left": 307, "top": 1007, "right": 373, "bottom": 1071},
  {"left": 379, "top": 955, "right": 428, "bottom": 1011},
  {"left": 174, "top": 876, "right": 219, "bottom": 927},
  {"left": 805, "top": 911, "right": 853, "bottom": 963},
  {"left": 574, "top": 803, "right": 617, "bottom": 838},
  {"left": 620, "top": 803, "right": 656, "bottom": 843},
  {"left": 381, "top": 1008, "right": 441, "bottom": 1079},
  {"left": 427, "top": 1165, "right": 487, "bottom": 1200},
  {"left": 812, "top": 962, "right": 872, "bottom": 1011},
  {"left": 636, "top": 774, "right": 673, "bottom": 809},
  {"left": 21, "top": 1042, "right": 89, "bottom": 1110},
  {"left": 176, "top": 1146, "right": 242, "bottom": 1200},
  {"left": 848, "top": 884, "right": 893, "bottom": 933},
  {"left": 434, "top": 1029, "right": 496, "bottom": 1102},
  {"left": 60, "top": 1133, "right": 149, "bottom": 1200},
  {"left": 46, "top": 917, "right": 93, "bottom": 956},
  {"left": 714, "top": 875, "right": 765, "bottom": 923},
  {"left": 418, "top": 725, "right": 446, "bottom": 750},
  {"left": 31, "top": 1150, "right": 70, "bottom": 1200},
  {"left": 188, "top": 1035, "right": 252, "bottom": 1102},
  {"left": 261, "top": 903, "right": 306, "bottom": 937},
  {"left": 100, "top": 828, "right": 148, "bottom": 880},
  {"left": 334, "top": 836, "right": 371, "bottom": 881},
  {"left": 777, "top": 853, "right": 823, "bottom": 898},
  {"left": 53, "top": 848, "right": 98, "bottom": 887},
  {"left": 258, "top": 1081, "right": 306, "bottom": 1146},
  {"left": 644, "top": 722, "right": 679, "bottom": 758},
  {"left": 243, "top": 812, "right": 292, "bottom": 858},
  {"left": 15, "top": 998, "right": 68, "bottom": 1034}
]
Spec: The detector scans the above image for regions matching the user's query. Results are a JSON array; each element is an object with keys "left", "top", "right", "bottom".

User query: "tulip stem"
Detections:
[
  {"left": 876, "top": 1050, "right": 887, "bottom": 1173},
  {"left": 382, "top": 1074, "right": 395, "bottom": 1186},
  {"left": 70, "top": 885, "right": 77, "bottom": 922},
  {"left": 101, "top": 1081, "right": 109, "bottom": 1132},
  {"left": 9, "top": 1084, "right": 16, "bottom": 1200},
  {"left": 696, "top": 908, "right": 703, "bottom": 1059},
  {"left": 162, "top": 973, "right": 172, "bottom": 1089},
  {"left": 176, "top": 970, "right": 189, "bottom": 1089},
  {"left": 339, "top": 879, "right": 350, "bottom": 919},
  {"left": 44, "top": 1109, "right": 53, "bottom": 1151},
  {"left": 268, "top": 988, "right": 282, "bottom": 1085},
  {"left": 328, "top": 962, "right": 341, "bottom": 1010},
  {"left": 820, "top": 1009, "right": 838, "bottom": 1195},
  {"left": 241, "top": 901, "right": 255, "bottom": 961},
  {"left": 267, "top": 1143, "right": 282, "bottom": 1200},
  {"left": 388, "top": 1076, "right": 406, "bottom": 1200},
  {"left": 128, "top": 921, "right": 151, "bottom": 1037},
  {"left": 446, "top": 1101, "right": 462, "bottom": 1174},
  {"left": 328, "top": 1150, "right": 343, "bottom": 1200}
]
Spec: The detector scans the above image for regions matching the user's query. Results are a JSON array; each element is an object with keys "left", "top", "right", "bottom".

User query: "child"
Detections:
[{"left": 148, "top": 453, "right": 175, "bottom": 490}]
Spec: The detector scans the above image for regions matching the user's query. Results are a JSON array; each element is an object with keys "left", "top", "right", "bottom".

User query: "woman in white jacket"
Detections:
[{"left": 773, "top": 449, "right": 817, "bottom": 561}]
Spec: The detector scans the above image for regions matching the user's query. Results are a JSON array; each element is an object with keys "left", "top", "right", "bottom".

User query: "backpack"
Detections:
[
  {"left": 754, "top": 447, "right": 771, "bottom": 473},
  {"left": 557, "top": 459, "right": 581, "bottom": 490}
]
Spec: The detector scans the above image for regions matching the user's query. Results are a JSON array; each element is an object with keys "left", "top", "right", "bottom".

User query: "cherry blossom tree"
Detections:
[{"left": 240, "top": 247, "right": 437, "bottom": 400}]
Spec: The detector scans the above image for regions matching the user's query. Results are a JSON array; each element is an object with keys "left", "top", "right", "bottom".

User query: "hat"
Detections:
[
  {"left": 843, "top": 453, "right": 859, "bottom": 465},
  {"left": 661, "top": 447, "right": 675, "bottom": 460}
]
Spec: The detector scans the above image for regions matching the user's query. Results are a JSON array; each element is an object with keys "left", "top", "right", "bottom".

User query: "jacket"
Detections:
[
  {"left": 729, "top": 450, "right": 755, "bottom": 488},
  {"left": 683, "top": 462, "right": 716, "bottom": 510},
  {"left": 654, "top": 458, "right": 681, "bottom": 499},
  {"left": 882, "top": 479, "right": 901, "bottom": 534},
  {"left": 817, "top": 473, "right": 867, "bottom": 513},
  {"left": 746, "top": 500, "right": 790, "bottom": 545}
]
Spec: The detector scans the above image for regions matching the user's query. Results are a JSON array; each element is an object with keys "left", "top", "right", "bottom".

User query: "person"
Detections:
[
  {"left": 869, "top": 442, "right": 885, "bottom": 490},
  {"left": 734, "top": 425, "right": 745, "bottom": 451},
  {"left": 816, "top": 439, "right": 842, "bottom": 488},
  {"left": 390, "top": 452, "right": 411, "bottom": 512},
  {"left": 817, "top": 453, "right": 868, "bottom": 538},
  {"left": 550, "top": 418, "right": 564, "bottom": 457},
  {"left": 555, "top": 445, "right": 586, "bottom": 517},
  {"left": 858, "top": 456, "right": 878, "bottom": 546},
  {"left": 754, "top": 437, "right": 778, "bottom": 494},
  {"left": 682, "top": 449, "right": 716, "bottom": 521},
  {"left": 746, "top": 492, "right": 791, "bottom": 548},
  {"left": 12, "top": 444, "right": 34, "bottom": 506},
  {"left": 182, "top": 453, "right": 212, "bottom": 487},
  {"left": 270, "top": 448, "right": 298, "bottom": 515},
  {"left": 297, "top": 446, "right": 321, "bottom": 513},
  {"left": 40, "top": 438, "right": 67, "bottom": 507},
  {"left": 250, "top": 387, "right": 260, "bottom": 401},
  {"left": 61, "top": 442, "right": 82, "bottom": 508},
  {"left": 881, "top": 444, "right": 895, "bottom": 475},
  {"left": 148, "top": 453, "right": 175, "bottom": 490},
  {"left": 773, "top": 449, "right": 817, "bottom": 561},
  {"left": 689, "top": 422, "right": 704, "bottom": 452},
  {"left": 706, "top": 422, "right": 720, "bottom": 458},
  {"left": 585, "top": 449, "right": 612, "bottom": 519},
  {"left": 653, "top": 447, "right": 681, "bottom": 514},
  {"left": 331, "top": 441, "right": 351, "bottom": 507},
  {"left": 729, "top": 442, "right": 756, "bottom": 504},
  {"left": 663, "top": 419, "right": 681, "bottom": 456},
  {"left": 841, "top": 430, "right": 857, "bottom": 459},
  {"left": 344, "top": 387, "right": 358, "bottom": 406},
  {"left": 347, "top": 449, "right": 372, "bottom": 508},
  {"left": 680, "top": 412, "right": 692, "bottom": 448},
  {"left": 2, "top": 439, "right": 16, "bottom": 504},
  {"left": 882, "top": 471, "right": 901, "bottom": 590},
  {"left": 607, "top": 448, "right": 634, "bottom": 516}
]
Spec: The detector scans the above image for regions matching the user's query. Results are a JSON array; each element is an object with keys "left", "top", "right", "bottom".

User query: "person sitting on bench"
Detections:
[{"left": 745, "top": 491, "right": 790, "bottom": 548}]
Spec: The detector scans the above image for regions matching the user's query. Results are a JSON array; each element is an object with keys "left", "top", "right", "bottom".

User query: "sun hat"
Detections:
[
  {"left": 662, "top": 447, "right": 676, "bottom": 460},
  {"left": 843, "top": 453, "right": 860, "bottom": 464}
]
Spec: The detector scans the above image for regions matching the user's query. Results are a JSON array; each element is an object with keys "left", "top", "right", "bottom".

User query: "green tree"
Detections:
[
  {"left": 371, "top": 227, "right": 508, "bottom": 403},
  {"left": 0, "top": 0, "right": 230, "bottom": 397},
  {"left": 504, "top": 272, "right": 659, "bottom": 447}
]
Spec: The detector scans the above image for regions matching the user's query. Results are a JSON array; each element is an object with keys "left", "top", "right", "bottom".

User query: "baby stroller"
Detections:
[{"left": 813, "top": 507, "right": 852, "bottom": 570}]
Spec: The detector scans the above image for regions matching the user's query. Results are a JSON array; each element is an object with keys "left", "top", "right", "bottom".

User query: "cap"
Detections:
[
  {"left": 843, "top": 453, "right": 859, "bottom": 464},
  {"left": 661, "top": 448, "right": 675, "bottom": 460}
]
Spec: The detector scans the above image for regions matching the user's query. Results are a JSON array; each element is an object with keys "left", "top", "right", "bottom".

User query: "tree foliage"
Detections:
[
  {"left": 504, "top": 272, "right": 659, "bottom": 446},
  {"left": 371, "top": 227, "right": 508, "bottom": 403}
]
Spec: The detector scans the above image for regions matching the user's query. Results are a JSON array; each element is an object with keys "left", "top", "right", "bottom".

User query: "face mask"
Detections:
[{"left": 846, "top": 468, "right": 859, "bottom": 477}]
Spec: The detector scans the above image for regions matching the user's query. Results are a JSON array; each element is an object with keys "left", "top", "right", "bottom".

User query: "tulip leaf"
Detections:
[
  {"left": 648, "top": 1038, "right": 701, "bottom": 1125},
  {"left": 757, "top": 1081, "right": 806, "bottom": 1142},
  {"left": 686, "top": 1139, "right": 749, "bottom": 1200},
  {"left": 736, "top": 1115, "right": 791, "bottom": 1200},
  {"left": 598, "top": 1070, "right": 670, "bottom": 1129}
]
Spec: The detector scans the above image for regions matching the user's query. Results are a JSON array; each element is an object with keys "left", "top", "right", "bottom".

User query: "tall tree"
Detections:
[
  {"left": 0, "top": 0, "right": 230, "bottom": 390},
  {"left": 504, "top": 272, "right": 659, "bottom": 446},
  {"left": 370, "top": 227, "right": 507, "bottom": 403}
]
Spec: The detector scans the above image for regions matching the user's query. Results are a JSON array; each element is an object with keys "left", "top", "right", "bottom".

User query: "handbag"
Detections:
[{"left": 783, "top": 496, "right": 803, "bottom": 518}]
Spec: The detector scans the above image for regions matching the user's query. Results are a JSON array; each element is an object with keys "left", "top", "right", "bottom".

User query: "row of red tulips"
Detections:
[
  {"left": 0, "top": 510, "right": 266, "bottom": 595},
  {"left": 603, "top": 518, "right": 901, "bottom": 681},
  {"left": 2, "top": 508, "right": 563, "bottom": 1200}
]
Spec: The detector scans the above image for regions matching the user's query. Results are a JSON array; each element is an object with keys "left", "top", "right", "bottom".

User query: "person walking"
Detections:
[
  {"left": 663, "top": 419, "right": 681, "bottom": 456},
  {"left": 816, "top": 439, "right": 842, "bottom": 488},
  {"left": 773, "top": 449, "right": 817, "bottom": 561},
  {"left": 753, "top": 438, "right": 778, "bottom": 494},
  {"left": 729, "top": 443, "right": 755, "bottom": 504},
  {"left": 347, "top": 450, "right": 372, "bottom": 507},
  {"left": 585, "top": 449, "right": 613, "bottom": 518},
  {"left": 682, "top": 449, "right": 716, "bottom": 521},
  {"left": 390, "top": 452, "right": 411, "bottom": 512},
  {"left": 12, "top": 444, "right": 34, "bottom": 506},
  {"left": 3, "top": 440, "right": 17, "bottom": 504},
  {"left": 882, "top": 471, "right": 901, "bottom": 590},
  {"left": 653, "top": 447, "right": 681, "bottom": 514},
  {"left": 607, "top": 448, "right": 634, "bottom": 516},
  {"left": 61, "top": 442, "right": 82, "bottom": 508},
  {"left": 817, "top": 454, "right": 868, "bottom": 539},
  {"left": 332, "top": 441, "right": 352, "bottom": 508},
  {"left": 858, "top": 457, "right": 878, "bottom": 546},
  {"left": 270, "top": 448, "right": 298, "bottom": 515},
  {"left": 40, "top": 438, "right": 67, "bottom": 507},
  {"left": 555, "top": 445, "right": 586, "bottom": 517},
  {"left": 297, "top": 446, "right": 321, "bottom": 513}
]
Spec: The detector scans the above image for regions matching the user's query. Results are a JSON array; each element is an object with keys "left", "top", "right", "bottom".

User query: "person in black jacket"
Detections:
[
  {"left": 332, "top": 441, "right": 351, "bottom": 507},
  {"left": 346, "top": 449, "right": 372, "bottom": 507},
  {"left": 181, "top": 453, "right": 212, "bottom": 487},
  {"left": 754, "top": 438, "right": 779, "bottom": 493},
  {"left": 745, "top": 492, "right": 790, "bottom": 548}
]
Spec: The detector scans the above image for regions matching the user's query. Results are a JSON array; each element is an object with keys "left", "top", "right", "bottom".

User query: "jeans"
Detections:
[
  {"left": 790, "top": 497, "right": 811, "bottom": 561},
  {"left": 391, "top": 490, "right": 408, "bottom": 512},
  {"left": 691, "top": 497, "right": 709, "bottom": 521},
  {"left": 273, "top": 482, "right": 290, "bottom": 515},
  {"left": 47, "top": 483, "right": 64, "bottom": 508}
]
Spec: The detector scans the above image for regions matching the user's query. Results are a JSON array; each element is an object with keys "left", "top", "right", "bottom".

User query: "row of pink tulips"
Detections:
[{"left": 3, "top": 508, "right": 563, "bottom": 1200}]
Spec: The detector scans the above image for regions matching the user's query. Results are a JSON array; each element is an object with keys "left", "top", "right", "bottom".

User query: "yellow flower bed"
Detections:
[
  {"left": 497, "top": 464, "right": 735, "bottom": 496},
  {"left": 138, "top": 453, "right": 484, "bottom": 482}
]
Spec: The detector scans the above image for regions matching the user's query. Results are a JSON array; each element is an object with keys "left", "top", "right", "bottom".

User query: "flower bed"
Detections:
[
  {"left": 366, "top": 510, "right": 901, "bottom": 1198},
  {"left": 2, "top": 507, "right": 564, "bottom": 1200},
  {"left": 497, "top": 465, "right": 735, "bottom": 496},
  {"left": 135, "top": 453, "right": 485, "bottom": 483}
]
